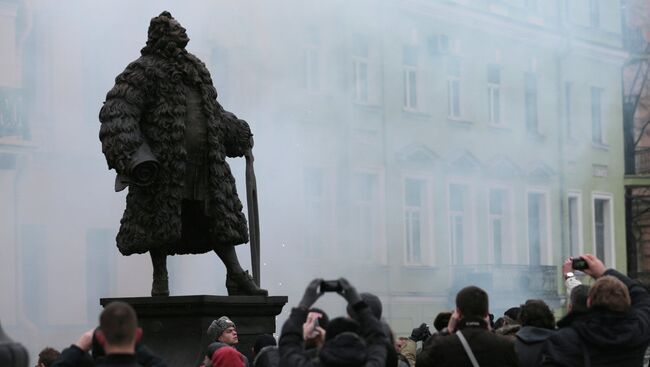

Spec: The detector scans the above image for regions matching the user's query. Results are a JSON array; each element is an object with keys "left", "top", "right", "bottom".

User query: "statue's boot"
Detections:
[
  {"left": 151, "top": 251, "right": 169, "bottom": 297},
  {"left": 215, "top": 246, "right": 268, "bottom": 296},
  {"left": 226, "top": 270, "right": 268, "bottom": 296}
]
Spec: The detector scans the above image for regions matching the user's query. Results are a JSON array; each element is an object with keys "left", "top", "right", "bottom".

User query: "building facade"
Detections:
[{"left": 0, "top": 0, "right": 627, "bottom": 358}]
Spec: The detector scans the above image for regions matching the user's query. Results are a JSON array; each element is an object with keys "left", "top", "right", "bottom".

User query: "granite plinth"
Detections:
[{"left": 100, "top": 295, "right": 288, "bottom": 367}]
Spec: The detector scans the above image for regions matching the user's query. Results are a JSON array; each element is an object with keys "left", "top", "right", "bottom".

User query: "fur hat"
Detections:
[{"left": 207, "top": 316, "right": 236, "bottom": 341}]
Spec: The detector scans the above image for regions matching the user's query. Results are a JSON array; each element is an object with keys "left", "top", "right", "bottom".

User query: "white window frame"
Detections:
[
  {"left": 351, "top": 167, "right": 387, "bottom": 264},
  {"left": 567, "top": 190, "right": 584, "bottom": 257},
  {"left": 488, "top": 83, "right": 501, "bottom": 126},
  {"left": 403, "top": 66, "right": 418, "bottom": 111},
  {"left": 402, "top": 174, "right": 434, "bottom": 266},
  {"left": 303, "top": 44, "right": 320, "bottom": 92},
  {"left": 447, "top": 58, "right": 461, "bottom": 119},
  {"left": 353, "top": 55, "right": 369, "bottom": 104},
  {"left": 591, "top": 192, "right": 615, "bottom": 266},
  {"left": 447, "top": 180, "right": 475, "bottom": 265},
  {"left": 487, "top": 185, "right": 514, "bottom": 264},
  {"left": 487, "top": 64, "right": 502, "bottom": 126},
  {"left": 525, "top": 188, "right": 552, "bottom": 266},
  {"left": 591, "top": 86, "right": 606, "bottom": 145},
  {"left": 301, "top": 167, "right": 335, "bottom": 258}
]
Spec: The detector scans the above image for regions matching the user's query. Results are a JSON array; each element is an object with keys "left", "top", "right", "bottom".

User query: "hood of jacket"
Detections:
[
  {"left": 515, "top": 326, "right": 555, "bottom": 344},
  {"left": 319, "top": 332, "right": 368, "bottom": 367}
]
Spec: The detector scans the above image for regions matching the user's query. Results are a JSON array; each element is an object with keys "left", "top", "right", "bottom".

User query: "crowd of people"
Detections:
[{"left": 25, "top": 253, "right": 649, "bottom": 367}]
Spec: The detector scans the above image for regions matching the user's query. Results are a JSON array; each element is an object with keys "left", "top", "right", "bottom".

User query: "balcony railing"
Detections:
[
  {"left": 635, "top": 148, "right": 650, "bottom": 174},
  {"left": 0, "top": 88, "right": 28, "bottom": 140},
  {"left": 450, "top": 264, "right": 558, "bottom": 296}
]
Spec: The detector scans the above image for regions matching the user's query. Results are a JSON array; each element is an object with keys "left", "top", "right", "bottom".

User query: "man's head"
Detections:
[
  {"left": 518, "top": 299, "right": 555, "bottom": 330},
  {"left": 433, "top": 312, "right": 452, "bottom": 332},
  {"left": 325, "top": 317, "right": 360, "bottom": 341},
  {"left": 456, "top": 286, "right": 489, "bottom": 319},
  {"left": 346, "top": 293, "right": 382, "bottom": 320},
  {"left": 587, "top": 275, "right": 631, "bottom": 313},
  {"left": 37, "top": 347, "right": 60, "bottom": 367},
  {"left": 568, "top": 284, "right": 590, "bottom": 313},
  {"left": 141, "top": 11, "right": 189, "bottom": 56},
  {"left": 97, "top": 301, "right": 139, "bottom": 350},
  {"left": 208, "top": 316, "right": 238, "bottom": 346}
]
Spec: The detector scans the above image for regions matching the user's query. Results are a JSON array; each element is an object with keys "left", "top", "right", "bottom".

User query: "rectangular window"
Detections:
[
  {"left": 352, "top": 38, "right": 369, "bottom": 103},
  {"left": 568, "top": 192, "right": 582, "bottom": 256},
  {"left": 525, "top": 72, "right": 538, "bottom": 134},
  {"left": 590, "top": 0, "right": 600, "bottom": 28},
  {"left": 352, "top": 172, "right": 382, "bottom": 260},
  {"left": 527, "top": 192, "right": 548, "bottom": 265},
  {"left": 489, "top": 188, "right": 509, "bottom": 264},
  {"left": 593, "top": 196, "right": 613, "bottom": 264},
  {"left": 304, "top": 168, "right": 326, "bottom": 257},
  {"left": 591, "top": 87, "right": 604, "bottom": 144},
  {"left": 487, "top": 64, "right": 501, "bottom": 125},
  {"left": 449, "top": 184, "right": 469, "bottom": 265},
  {"left": 447, "top": 57, "right": 461, "bottom": 118},
  {"left": 405, "top": 178, "right": 426, "bottom": 264},
  {"left": 403, "top": 45, "right": 418, "bottom": 110},
  {"left": 565, "top": 82, "right": 574, "bottom": 139},
  {"left": 301, "top": 30, "right": 320, "bottom": 91},
  {"left": 21, "top": 224, "right": 46, "bottom": 325}
]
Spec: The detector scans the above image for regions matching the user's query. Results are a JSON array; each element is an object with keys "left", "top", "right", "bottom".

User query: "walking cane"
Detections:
[{"left": 245, "top": 149, "right": 261, "bottom": 286}]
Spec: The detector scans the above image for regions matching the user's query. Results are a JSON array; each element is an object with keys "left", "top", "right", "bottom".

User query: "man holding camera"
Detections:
[
  {"left": 52, "top": 301, "right": 166, "bottom": 367},
  {"left": 541, "top": 254, "right": 650, "bottom": 366},
  {"left": 278, "top": 278, "right": 387, "bottom": 367}
]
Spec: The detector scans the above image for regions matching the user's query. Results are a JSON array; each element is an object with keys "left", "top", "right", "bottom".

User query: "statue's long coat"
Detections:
[{"left": 99, "top": 51, "right": 250, "bottom": 256}]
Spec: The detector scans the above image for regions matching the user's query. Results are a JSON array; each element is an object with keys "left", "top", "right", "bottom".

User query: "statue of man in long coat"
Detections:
[{"left": 99, "top": 11, "right": 266, "bottom": 297}]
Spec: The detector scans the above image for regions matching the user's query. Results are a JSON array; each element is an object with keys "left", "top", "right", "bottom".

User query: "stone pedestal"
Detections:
[{"left": 100, "top": 295, "right": 288, "bottom": 367}]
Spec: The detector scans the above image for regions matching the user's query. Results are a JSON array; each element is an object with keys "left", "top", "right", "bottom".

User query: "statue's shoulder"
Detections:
[{"left": 185, "top": 52, "right": 210, "bottom": 72}]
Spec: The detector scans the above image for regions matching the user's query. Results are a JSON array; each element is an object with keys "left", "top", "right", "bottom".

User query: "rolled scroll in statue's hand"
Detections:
[{"left": 114, "top": 143, "right": 159, "bottom": 192}]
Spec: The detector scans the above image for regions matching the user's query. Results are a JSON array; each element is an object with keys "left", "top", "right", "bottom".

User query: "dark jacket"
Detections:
[
  {"left": 253, "top": 346, "right": 279, "bottom": 367},
  {"left": 541, "top": 269, "right": 650, "bottom": 367},
  {"left": 515, "top": 326, "right": 555, "bottom": 366},
  {"left": 415, "top": 317, "right": 518, "bottom": 367},
  {"left": 51, "top": 344, "right": 166, "bottom": 367},
  {"left": 99, "top": 49, "right": 252, "bottom": 256},
  {"left": 278, "top": 303, "right": 387, "bottom": 367}
]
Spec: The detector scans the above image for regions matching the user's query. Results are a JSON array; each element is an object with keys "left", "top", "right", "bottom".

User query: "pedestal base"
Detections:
[{"left": 100, "top": 295, "right": 288, "bottom": 367}]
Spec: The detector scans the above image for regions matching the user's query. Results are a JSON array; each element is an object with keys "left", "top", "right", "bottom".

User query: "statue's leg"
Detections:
[
  {"left": 150, "top": 250, "right": 169, "bottom": 297},
  {"left": 215, "top": 246, "right": 267, "bottom": 296}
]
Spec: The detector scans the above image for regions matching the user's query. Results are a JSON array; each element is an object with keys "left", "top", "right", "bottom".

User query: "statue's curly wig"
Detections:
[{"left": 141, "top": 11, "right": 189, "bottom": 57}]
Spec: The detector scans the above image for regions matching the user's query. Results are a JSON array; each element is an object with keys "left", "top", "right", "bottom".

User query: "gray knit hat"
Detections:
[{"left": 207, "top": 316, "right": 236, "bottom": 341}]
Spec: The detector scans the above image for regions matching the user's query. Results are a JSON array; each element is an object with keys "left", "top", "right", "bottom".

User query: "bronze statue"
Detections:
[{"left": 99, "top": 11, "right": 266, "bottom": 297}]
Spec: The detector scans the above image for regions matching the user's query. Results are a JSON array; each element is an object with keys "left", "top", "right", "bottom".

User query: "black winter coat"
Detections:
[
  {"left": 278, "top": 305, "right": 387, "bottom": 367},
  {"left": 515, "top": 326, "right": 555, "bottom": 367},
  {"left": 99, "top": 50, "right": 252, "bottom": 255},
  {"left": 51, "top": 345, "right": 166, "bottom": 367},
  {"left": 540, "top": 269, "right": 650, "bottom": 367},
  {"left": 415, "top": 318, "right": 518, "bottom": 367}
]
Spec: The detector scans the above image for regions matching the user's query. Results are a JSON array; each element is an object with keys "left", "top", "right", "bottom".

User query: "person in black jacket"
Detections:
[
  {"left": 278, "top": 278, "right": 387, "bottom": 367},
  {"left": 416, "top": 286, "right": 518, "bottom": 367},
  {"left": 514, "top": 299, "right": 556, "bottom": 366},
  {"left": 540, "top": 254, "right": 650, "bottom": 367},
  {"left": 52, "top": 301, "right": 166, "bottom": 367}
]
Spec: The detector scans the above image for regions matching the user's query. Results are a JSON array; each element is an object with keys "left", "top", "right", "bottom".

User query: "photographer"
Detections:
[
  {"left": 541, "top": 254, "right": 650, "bottom": 366},
  {"left": 278, "top": 278, "right": 387, "bottom": 367},
  {"left": 52, "top": 301, "right": 166, "bottom": 367}
]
